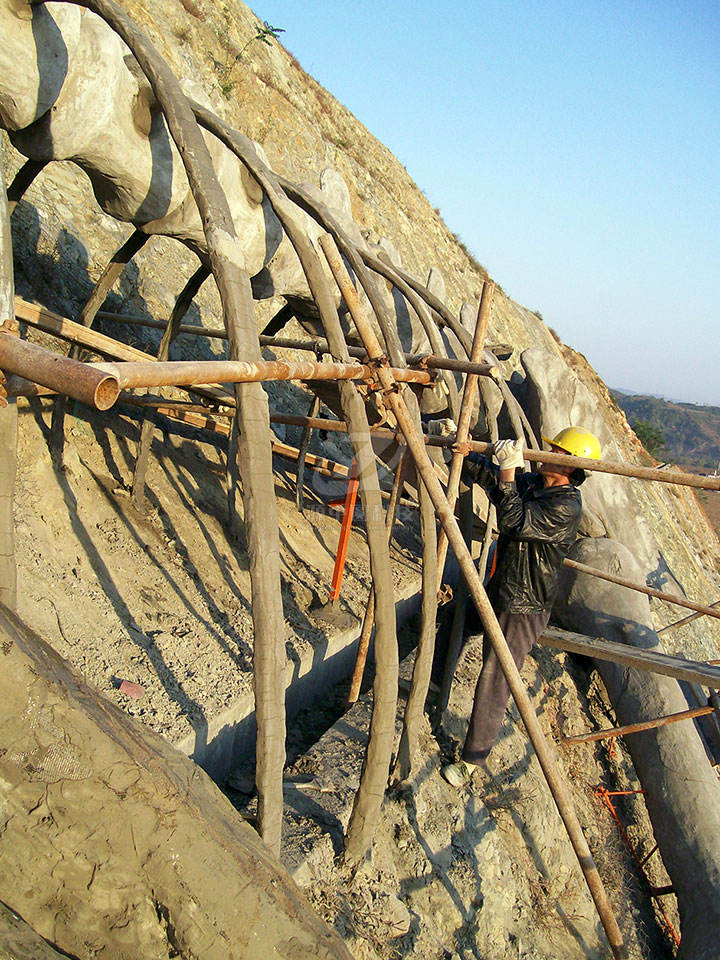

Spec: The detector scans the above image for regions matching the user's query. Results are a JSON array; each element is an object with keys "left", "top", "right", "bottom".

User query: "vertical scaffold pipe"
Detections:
[
  {"left": 318, "top": 232, "right": 626, "bottom": 960},
  {"left": 64, "top": 0, "right": 287, "bottom": 854}
]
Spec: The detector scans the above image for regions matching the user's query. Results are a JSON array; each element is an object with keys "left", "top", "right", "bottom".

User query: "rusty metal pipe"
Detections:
[
  {"left": 93, "top": 358, "right": 432, "bottom": 390},
  {"left": 562, "top": 705, "right": 715, "bottom": 745},
  {"left": 0, "top": 333, "right": 119, "bottom": 410}
]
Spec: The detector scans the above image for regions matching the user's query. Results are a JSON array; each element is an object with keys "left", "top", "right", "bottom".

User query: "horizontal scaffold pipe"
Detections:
[
  {"left": 0, "top": 332, "right": 119, "bottom": 410},
  {"left": 96, "top": 309, "right": 501, "bottom": 379},
  {"left": 457, "top": 438, "right": 720, "bottom": 492},
  {"left": 93, "top": 358, "right": 432, "bottom": 390},
  {"left": 562, "top": 704, "right": 715, "bottom": 746},
  {"left": 117, "top": 400, "right": 720, "bottom": 494}
]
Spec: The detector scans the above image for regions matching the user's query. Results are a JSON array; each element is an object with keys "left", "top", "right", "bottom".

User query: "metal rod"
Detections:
[
  {"left": 0, "top": 332, "right": 119, "bottom": 410},
  {"left": 347, "top": 451, "right": 408, "bottom": 704},
  {"left": 562, "top": 705, "right": 714, "bottom": 745},
  {"left": 318, "top": 231, "right": 626, "bottom": 959},
  {"left": 328, "top": 462, "right": 359, "bottom": 603},
  {"left": 657, "top": 600, "right": 720, "bottom": 635},
  {"left": 563, "top": 558, "right": 720, "bottom": 622},
  {"left": 93, "top": 357, "right": 432, "bottom": 389}
]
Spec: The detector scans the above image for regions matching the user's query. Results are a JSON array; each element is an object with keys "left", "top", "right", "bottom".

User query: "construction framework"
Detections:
[{"left": 2, "top": 4, "right": 720, "bottom": 957}]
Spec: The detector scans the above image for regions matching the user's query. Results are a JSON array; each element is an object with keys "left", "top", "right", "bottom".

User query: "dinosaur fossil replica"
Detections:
[{"left": 2, "top": 2, "right": 720, "bottom": 958}]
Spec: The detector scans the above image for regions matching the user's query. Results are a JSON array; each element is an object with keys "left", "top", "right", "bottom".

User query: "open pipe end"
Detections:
[{"left": 94, "top": 376, "right": 120, "bottom": 411}]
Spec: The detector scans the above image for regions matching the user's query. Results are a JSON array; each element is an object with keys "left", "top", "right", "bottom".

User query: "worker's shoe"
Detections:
[{"left": 441, "top": 760, "right": 476, "bottom": 787}]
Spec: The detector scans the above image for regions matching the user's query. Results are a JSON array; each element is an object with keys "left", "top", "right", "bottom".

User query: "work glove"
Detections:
[
  {"left": 426, "top": 417, "right": 457, "bottom": 438},
  {"left": 493, "top": 437, "right": 525, "bottom": 470}
]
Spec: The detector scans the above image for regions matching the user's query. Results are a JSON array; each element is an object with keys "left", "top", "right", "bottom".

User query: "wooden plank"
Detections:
[{"left": 539, "top": 626, "right": 720, "bottom": 688}]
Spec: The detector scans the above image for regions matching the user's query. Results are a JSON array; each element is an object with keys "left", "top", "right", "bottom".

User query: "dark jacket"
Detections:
[{"left": 463, "top": 454, "right": 583, "bottom": 614}]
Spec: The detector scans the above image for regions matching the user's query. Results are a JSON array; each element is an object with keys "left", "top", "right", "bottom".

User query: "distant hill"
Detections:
[{"left": 611, "top": 392, "right": 720, "bottom": 470}]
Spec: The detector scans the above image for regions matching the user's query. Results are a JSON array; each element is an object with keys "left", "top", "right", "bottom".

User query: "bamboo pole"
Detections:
[
  {"left": 562, "top": 705, "right": 715, "bottom": 745},
  {"left": 318, "top": 231, "right": 626, "bottom": 959},
  {"left": 563, "top": 558, "right": 720, "bottom": 622},
  {"left": 0, "top": 333, "right": 119, "bottom": 410},
  {"left": 460, "top": 438, "right": 720, "bottom": 492},
  {"left": 347, "top": 450, "right": 408, "bottom": 704},
  {"left": 93, "top": 357, "right": 432, "bottom": 390}
]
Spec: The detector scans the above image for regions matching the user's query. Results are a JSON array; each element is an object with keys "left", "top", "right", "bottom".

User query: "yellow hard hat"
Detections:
[{"left": 541, "top": 427, "right": 601, "bottom": 460}]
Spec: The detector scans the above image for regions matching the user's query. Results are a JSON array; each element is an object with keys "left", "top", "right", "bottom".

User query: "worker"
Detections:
[{"left": 439, "top": 426, "right": 602, "bottom": 787}]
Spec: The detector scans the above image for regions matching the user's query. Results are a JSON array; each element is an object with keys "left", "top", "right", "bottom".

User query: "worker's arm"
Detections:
[{"left": 495, "top": 485, "right": 582, "bottom": 543}]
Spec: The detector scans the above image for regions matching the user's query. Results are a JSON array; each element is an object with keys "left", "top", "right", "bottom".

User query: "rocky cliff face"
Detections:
[{"left": 3, "top": 1, "right": 720, "bottom": 958}]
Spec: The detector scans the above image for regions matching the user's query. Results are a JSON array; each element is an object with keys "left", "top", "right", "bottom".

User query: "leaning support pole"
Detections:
[
  {"left": 658, "top": 600, "right": 720, "bottom": 636},
  {"left": 318, "top": 232, "right": 626, "bottom": 959},
  {"left": 347, "top": 450, "right": 408, "bottom": 705},
  {"left": 0, "top": 141, "right": 18, "bottom": 612},
  {"left": 69, "top": 0, "right": 287, "bottom": 855},
  {"left": 562, "top": 704, "right": 716, "bottom": 746},
  {"left": 6, "top": 158, "right": 48, "bottom": 216},
  {"left": 295, "top": 394, "right": 320, "bottom": 514}
]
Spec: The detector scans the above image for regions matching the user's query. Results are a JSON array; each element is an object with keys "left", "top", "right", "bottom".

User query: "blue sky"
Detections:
[{"left": 253, "top": 1, "right": 719, "bottom": 405}]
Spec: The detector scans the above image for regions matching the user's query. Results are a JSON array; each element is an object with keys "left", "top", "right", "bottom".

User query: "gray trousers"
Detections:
[{"left": 462, "top": 609, "right": 551, "bottom": 765}]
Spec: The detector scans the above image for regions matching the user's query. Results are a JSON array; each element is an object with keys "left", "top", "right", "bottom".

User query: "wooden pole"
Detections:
[
  {"left": 131, "top": 264, "right": 210, "bottom": 509},
  {"left": 460, "top": 440, "right": 720, "bottom": 492},
  {"left": 295, "top": 394, "right": 321, "bottom": 514},
  {"left": 190, "top": 100, "right": 400, "bottom": 867},
  {"left": 563, "top": 558, "right": 720, "bottom": 623},
  {"left": 540, "top": 626, "right": 720, "bottom": 687},
  {"left": 318, "top": 231, "right": 626, "bottom": 959},
  {"left": 562, "top": 705, "right": 715, "bottom": 745},
  {"left": 0, "top": 139, "right": 18, "bottom": 613},
  {"left": 0, "top": 333, "right": 119, "bottom": 410}
]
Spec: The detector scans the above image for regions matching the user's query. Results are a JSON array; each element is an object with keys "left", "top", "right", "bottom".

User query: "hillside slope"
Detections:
[
  {"left": 612, "top": 391, "right": 720, "bottom": 470},
  {"left": 3, "top": 1, "right": 720, "bottom": 958}
]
